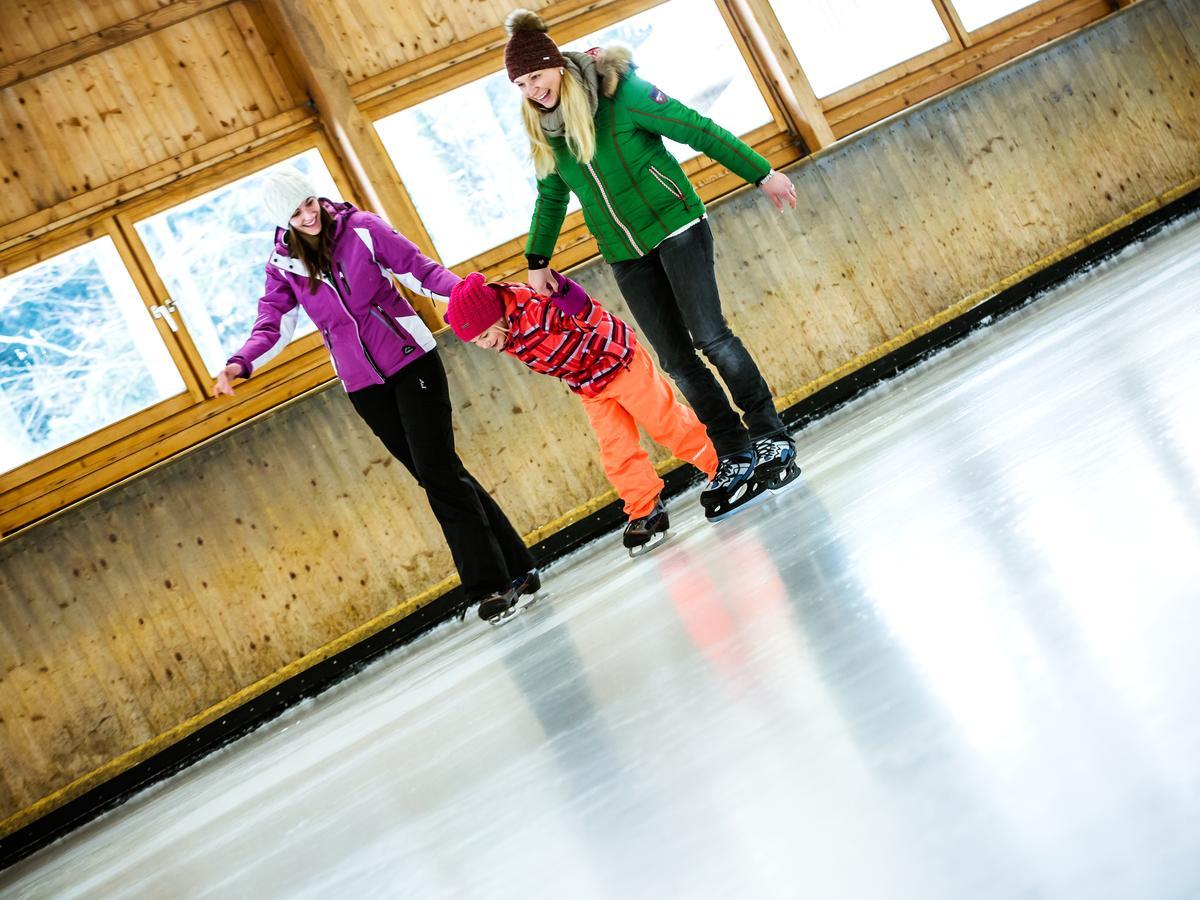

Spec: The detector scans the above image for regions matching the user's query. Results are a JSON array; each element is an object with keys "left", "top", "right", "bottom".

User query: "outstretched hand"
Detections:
[
  {"left": 212, "top": 363, "right": 242, "bottom": 398},
  {"left": 528, "top": 267, "right": 559, "bottom": 296},
  {"left": 760, "top": 171, "right": 798, "bottom": 212}
]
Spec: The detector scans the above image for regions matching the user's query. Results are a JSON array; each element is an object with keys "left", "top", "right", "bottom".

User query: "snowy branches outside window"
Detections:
[{"left": 0, "top": 238, "right": 184, "bottom": 472}]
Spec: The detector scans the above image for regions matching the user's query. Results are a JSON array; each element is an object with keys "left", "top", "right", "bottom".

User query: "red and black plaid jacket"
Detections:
[{"left": 498, "top": 276, "right": 636, "bottom": 397}]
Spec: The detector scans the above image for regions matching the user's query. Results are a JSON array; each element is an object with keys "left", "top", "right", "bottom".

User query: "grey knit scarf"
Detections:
[{"left": 539, "top": 51, "right": 599, "bottom": 139}]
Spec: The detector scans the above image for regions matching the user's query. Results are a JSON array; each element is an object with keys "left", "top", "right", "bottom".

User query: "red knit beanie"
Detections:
[
  {"left": 446, "top": 273, "right": 505, "bottom": 342},
  {"left": 504, "top": 9, "right": 567, "bottom": 81}
]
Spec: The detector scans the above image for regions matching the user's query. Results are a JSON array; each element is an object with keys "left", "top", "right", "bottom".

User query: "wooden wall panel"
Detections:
[
  {"left": 0, "top": 2, "right": 306, "bottom": 228},
  {"left": 2, "top": 0, "right": 1197, "bottom": 835}
]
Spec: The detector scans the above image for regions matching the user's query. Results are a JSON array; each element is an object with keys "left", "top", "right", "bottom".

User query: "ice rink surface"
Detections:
[{"left": 4, "top": 213, "right": 1200, "bottom": 899}]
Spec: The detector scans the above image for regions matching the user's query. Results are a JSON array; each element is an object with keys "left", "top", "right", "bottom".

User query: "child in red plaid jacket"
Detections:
[{"left": 446, "top": 271, "right": 717, "bottom": 553}]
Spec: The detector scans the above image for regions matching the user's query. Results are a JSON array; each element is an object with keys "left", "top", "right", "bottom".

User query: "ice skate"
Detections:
[
  {"left": 623, "top": 499, "right": 670, "bottom": 558},
  {"left": 478, "top": 570, "right": 541, "bottom": 626},
  {"left": 511, "top": 568, "right": 542, "bottom": 600},
  {"left": 701, "top": 450, "right": 767, "bottom": 522},
  {"left": 753, "top": 435, "right": 802, "bottom": 494}
]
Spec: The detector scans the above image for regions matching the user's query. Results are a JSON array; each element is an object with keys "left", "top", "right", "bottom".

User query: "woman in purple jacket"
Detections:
[{"left": 213, "top": 168, "right": 538, "bottom": 624}]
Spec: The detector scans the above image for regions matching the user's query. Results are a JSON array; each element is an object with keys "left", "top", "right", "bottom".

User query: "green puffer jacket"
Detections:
[{"left": 526, "top": 51, "right": 772, "bottom": 264}]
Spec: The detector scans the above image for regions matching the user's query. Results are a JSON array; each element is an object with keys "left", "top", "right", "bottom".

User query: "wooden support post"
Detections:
[
  {"left": 721, "top": 0, "right": 836, "bottom": 152},
  {"left": 260, "top": 0, "right": 443, "bottom": 326}
]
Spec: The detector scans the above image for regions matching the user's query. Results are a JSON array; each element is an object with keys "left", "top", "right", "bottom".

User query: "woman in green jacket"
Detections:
[{"left": 503, "top": 9, "right": 801, "bottom": 520}]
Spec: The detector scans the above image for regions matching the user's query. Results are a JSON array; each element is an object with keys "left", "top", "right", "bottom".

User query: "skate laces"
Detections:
[
  {"left": 753, "top": 436, "right": 793, "bottom": 465},
  {"left": 709, "top": 453, "right": 754, "bottom": 489}
]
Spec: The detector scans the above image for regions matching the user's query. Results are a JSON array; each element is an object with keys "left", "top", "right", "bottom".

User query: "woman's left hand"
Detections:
[{"left": 760, "top": 171, "right": 797, "bottom": 212}]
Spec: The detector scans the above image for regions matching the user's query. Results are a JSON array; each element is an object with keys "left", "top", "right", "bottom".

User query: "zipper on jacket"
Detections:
[
  {"left": 324, "top": 274, "right": 384, "bottom": 382},
  {"left": 371, "top": 304, "right": 410, "bottom": 342},
  {"left": 584, "top": 161, "right": 644, "bottom": 257},
  {"left": 648, "top": 165, "right": 686, "bottom": 204},
  {"left": 321, "top": 328, "right": 342, "bottom": 381}
]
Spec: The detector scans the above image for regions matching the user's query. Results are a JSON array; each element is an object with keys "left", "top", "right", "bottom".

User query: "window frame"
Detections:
[
  {"left": 0, "top": 129, "right": 359, "bottom": 536},
  {"left": 362, "top": 0, "right": 807, "bottom": 283},
  {"left": 114, "top": 132, "right": 358, "bottom": 391},
  {"left": 0, "top": 219, "right": 200, "bottom": 491},
  {"left": 818, "top": 0, "right": 1114, "bottom": 136}
]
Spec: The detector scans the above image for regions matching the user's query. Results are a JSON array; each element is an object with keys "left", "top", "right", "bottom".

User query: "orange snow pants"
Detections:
[{"left": 579, "top": 344, "right": 718, "bottom": 520}]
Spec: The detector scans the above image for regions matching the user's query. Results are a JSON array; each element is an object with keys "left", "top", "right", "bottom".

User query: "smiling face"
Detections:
[
  {"left": 289, "top": 196, "right": 321, "bottom": 235},
  {"left": 470, "top": 319, "right": 509, "bottom": 352},
  {"left": 513, "top": 67, "right": 563, "bottom": 109}
]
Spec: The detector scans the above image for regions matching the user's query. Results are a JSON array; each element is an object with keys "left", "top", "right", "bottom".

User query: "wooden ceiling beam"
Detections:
[{"left": 0, "top": 0, "right": 234, "bottom": 91}]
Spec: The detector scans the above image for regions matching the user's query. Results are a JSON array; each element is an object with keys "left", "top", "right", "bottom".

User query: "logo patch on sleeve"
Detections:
[{"left": 649, "top": 86, "right": 668, "bottom": 105}]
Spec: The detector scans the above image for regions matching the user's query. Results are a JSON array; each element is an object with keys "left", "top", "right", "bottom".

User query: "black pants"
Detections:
[
  {"left": 348, "top": 350, "right": 534, "bottom": 601},
  {"left": 611, "top": 218, "right": 784, "bottom": 458}
]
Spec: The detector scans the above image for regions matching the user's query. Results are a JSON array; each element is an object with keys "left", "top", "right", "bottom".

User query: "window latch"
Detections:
[{"left": 151, "top": 299, "right": 179, "bottom": 333}]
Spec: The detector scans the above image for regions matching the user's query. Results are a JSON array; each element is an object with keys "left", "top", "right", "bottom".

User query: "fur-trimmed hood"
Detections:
[{"left": 592, "top": 44, "right": 634, "bottom": 97}]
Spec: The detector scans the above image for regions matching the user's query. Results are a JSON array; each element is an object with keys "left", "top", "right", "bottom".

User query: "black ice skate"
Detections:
[
  {"left": 511, "top": 568, "right": 541, "bottom": 599},
  {"left": 701, "top": 450, "right": 767, "bottom": 522},
  {"left": 623, "top": 499, "right": 670, "bottom": 558},
  {"left": 478, "top": 570, "right": 541, "bottom": 626},
  {"left": 753, "top": 435, "right": 801, "bottom": 493}
]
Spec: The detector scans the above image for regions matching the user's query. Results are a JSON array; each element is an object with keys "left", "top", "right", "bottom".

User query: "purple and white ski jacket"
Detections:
[{"left": 227, "top": 200, "right": 460, "bottom": 393}]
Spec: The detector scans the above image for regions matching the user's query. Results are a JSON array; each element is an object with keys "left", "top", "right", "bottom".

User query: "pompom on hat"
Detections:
[
  {"left": 504, "top": 9, "right": 568, "bottom": 81},
  {"left": 446, "top": 273, "right": 506, "bottom": 342},
  {"left": 260, "top": 167, "right": 319, "bottom": 226}
]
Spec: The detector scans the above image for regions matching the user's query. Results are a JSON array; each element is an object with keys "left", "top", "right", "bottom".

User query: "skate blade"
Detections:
[
  {"left": 485, "top": 591, "right": 541, "bottom": 627},
  {"left": 705, "top": 485, "right": 770, "bottom": 523},
  {"left": 765, "top": 465, "right": 803, "bottom": 495},
  {"left": 627, "top": 531, "right": 670, "bottom": 559},
  {"left": 704, "top": 478, "right": 770, "bottom": 522}
]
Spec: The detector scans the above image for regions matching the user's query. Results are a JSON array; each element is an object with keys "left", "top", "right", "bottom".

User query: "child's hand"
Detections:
[{"left": 528, "top": 268, "right": 559, "bottom": 296}]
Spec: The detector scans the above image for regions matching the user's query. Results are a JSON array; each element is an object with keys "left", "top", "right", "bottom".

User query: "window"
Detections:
[
  {"left": 0, "top": 237, "right": 184, "bottom": 472},
  {"left": 952, "top": 0, "right": 1040, "bottom": 31},
  {"left": 375, "top": 0, "right": 773, "bottom": 267},
  {"left": 770, "top": 0, "right": 951, "bottom": 98},
  {"left": 133, "top": 149, "right": 342, "bottom": 376},
  {"left": 560, "top": 0, "right": 772, "bottom": 160}
]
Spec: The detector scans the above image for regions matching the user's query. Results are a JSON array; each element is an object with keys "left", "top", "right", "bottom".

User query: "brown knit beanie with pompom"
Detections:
[{"left": 504, "top": 9, "right": 568, "bottom": 81}]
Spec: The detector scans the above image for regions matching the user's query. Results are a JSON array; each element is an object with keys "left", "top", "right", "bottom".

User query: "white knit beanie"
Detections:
[{"left": 260, "top": 167, "right": 319, "bottom": 226}]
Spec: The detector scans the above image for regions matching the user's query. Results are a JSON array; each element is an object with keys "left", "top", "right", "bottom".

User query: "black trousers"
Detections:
[
  {"left": 611, "top": 219, "right": 785, "bottom": 458},
  {"left": 348, "top": 350, "right": 534, "bottom": 601}
]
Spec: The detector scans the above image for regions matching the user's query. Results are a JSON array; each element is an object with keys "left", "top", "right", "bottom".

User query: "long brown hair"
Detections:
[{"left": 285, "top": 204, "right": 335, "bottom": 293}]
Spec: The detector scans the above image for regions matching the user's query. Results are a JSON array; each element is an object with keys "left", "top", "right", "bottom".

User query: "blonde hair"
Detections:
[{"left": 520, "top": 67, "right": 596, "bottom": 179}]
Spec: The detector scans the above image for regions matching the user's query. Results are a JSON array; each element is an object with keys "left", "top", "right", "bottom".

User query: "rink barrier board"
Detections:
[{"left": 2, "top": 177, "right": 1197, "bottom": 873}]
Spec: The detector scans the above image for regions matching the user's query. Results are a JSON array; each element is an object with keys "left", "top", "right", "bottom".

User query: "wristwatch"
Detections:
[{"left": 755, "top": 169, "right": 777, "bottom": 187}]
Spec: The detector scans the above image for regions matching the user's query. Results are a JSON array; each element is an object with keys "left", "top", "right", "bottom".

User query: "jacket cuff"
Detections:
[{"left": 228, "top": 356, "right": 251, "bottom": 379}]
